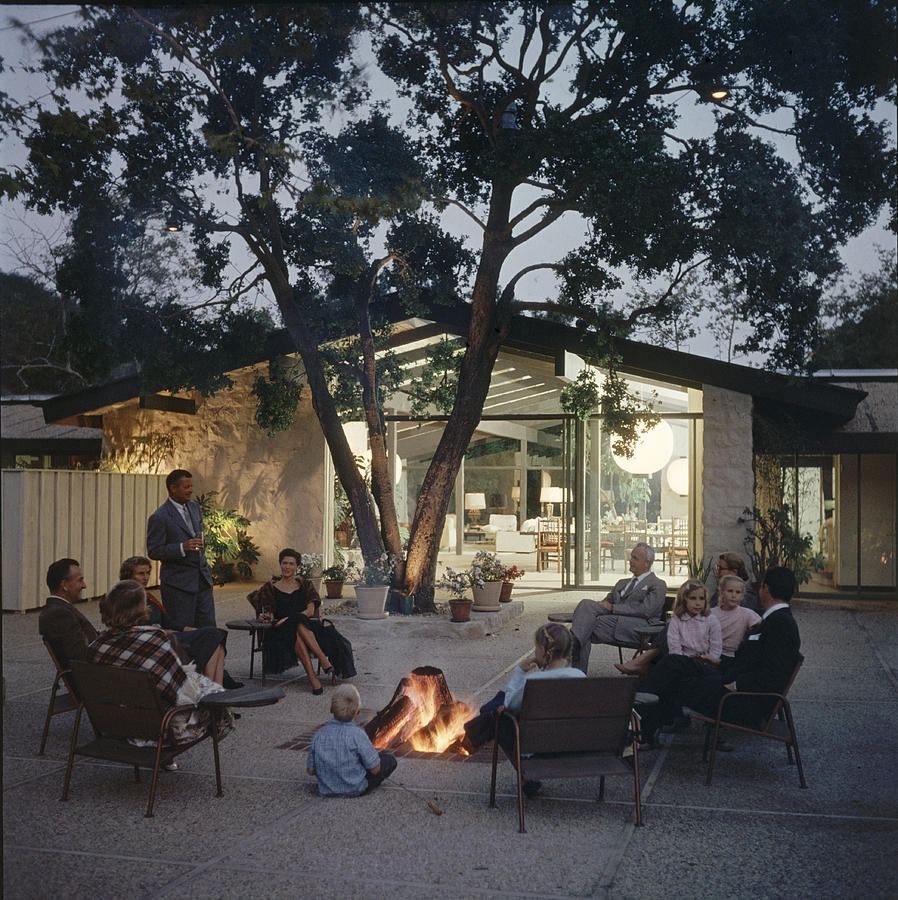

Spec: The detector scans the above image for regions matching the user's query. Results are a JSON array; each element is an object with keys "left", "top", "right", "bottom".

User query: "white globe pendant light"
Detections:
[
  {"left": 666, "top": 457, "right": 689, "bottom": 495},
  {"left": 611, "top": 420, "right": 674, "bottom": 475}
]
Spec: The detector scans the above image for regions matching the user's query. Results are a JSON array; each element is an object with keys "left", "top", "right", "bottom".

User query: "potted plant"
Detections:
[
  {"left": 499, "top": 563, "right": 526, "bottom": 603},
  {"left": 439, "top": 568, "right": 473, "bottom": 622},
  {"left": 322, "top": 561, "right": 356, "bottom": 600},
  {"left": 354, "top": 553, "right": 399, "bottom": 619},
  {"left": 740, "top": 505, "right": 824, "bottom": 588},
  {"left": 470, "top": 550, "right": 506, "bottom": 611}
]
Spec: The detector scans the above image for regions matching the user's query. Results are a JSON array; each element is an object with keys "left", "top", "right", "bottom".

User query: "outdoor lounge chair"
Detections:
[
  {"left": 489, "top": 676, "right": 643, "bottom": 832},
  {"left": 61, "top": 661, "right": 226, "bottom": 817},
  {"left": 684, "top": 655, "right": 806, "bottom": 787},
  {"left": 38, "top": 638, "right": 80, "bottom": 755}
]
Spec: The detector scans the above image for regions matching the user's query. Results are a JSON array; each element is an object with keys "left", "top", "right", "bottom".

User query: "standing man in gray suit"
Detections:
[
  {"left": 570, "top": 542, "right": 668, "bottom": 674},
  {"left": 147, "top": 469, "right": 215, "bottom": 629}
]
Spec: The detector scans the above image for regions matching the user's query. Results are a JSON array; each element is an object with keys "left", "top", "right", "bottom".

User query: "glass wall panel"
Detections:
[
  {"left": 860, "top": 454, "right": 896, "bottom": 587},
  {"left": 583, "top": 417, "right": 693, "bottom": 584}
]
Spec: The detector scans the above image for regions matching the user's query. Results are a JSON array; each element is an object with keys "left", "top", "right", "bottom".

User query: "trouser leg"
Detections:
[
  {"left": 366, "top": 751, "right": 397, "bottom": 791},
  {"left": 570, "top": 600, "right": 614, "bottom": 673},
  {"left": 160, "top": 585, "right": 197, "bottom": 630},
  {"left": 194, "top": 585, "right": 216, "bottom": 627}
]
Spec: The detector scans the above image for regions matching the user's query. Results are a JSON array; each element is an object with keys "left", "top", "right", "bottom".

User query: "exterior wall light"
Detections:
[
  {"left": 501, "top": 100, "right": 519, "bottom": 129},
  {"left": 698, "top": 84, "right": 730, "bottom": 102}
]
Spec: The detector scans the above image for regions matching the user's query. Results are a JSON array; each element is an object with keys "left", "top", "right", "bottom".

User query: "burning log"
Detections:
[
  {"left": 409, "top": 701, "right": 472, "bottom": 753},
  {"left": 364, "top": 666, "right": 472, "bottom": 753},
  {"left": 364, "top": 694, "right": 415, "bottom": 749}
]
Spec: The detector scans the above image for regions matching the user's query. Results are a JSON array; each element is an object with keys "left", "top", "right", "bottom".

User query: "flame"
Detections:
[
  {"left": 408, "top": 700, "right": 473, "bottom": 754},
  {"left": 371, "top": 670, "right": 472, "bottom": 754}
]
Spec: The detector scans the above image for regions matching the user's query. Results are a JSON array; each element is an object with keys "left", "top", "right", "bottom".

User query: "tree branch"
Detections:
[
  {"left": 510, "top": 202, "right": 573, "bottom": 246},
  {"left": 436, "top": 196, "right": 487, "bottom": 231},
  {"left": 622, "top": 257, "right": 710, "bottom": 327}
]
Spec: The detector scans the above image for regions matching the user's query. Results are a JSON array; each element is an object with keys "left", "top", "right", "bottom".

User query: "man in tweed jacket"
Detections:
[{"left": 570, "top": 543, "right": 668, "bottom": 673}]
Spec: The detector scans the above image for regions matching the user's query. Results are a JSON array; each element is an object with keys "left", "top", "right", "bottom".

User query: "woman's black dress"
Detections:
[
  {"left": 262, "top": 586, "right": 356, "bottom": 678},
  {"left": 145, "top": 592, "right": 228, "bottom": 674}
]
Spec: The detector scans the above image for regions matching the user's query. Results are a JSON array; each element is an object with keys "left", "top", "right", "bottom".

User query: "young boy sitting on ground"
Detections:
[{"left": 307, "top": 684, "right": 397, "bottom": 797}]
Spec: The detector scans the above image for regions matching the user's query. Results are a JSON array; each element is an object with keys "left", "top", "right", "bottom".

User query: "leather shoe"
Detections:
[
  {"left": 522, "top": 780, "right": 542, "bottom": 798},
  {"left": 222, "top": 671, "right": 243, "bottom": 690}
]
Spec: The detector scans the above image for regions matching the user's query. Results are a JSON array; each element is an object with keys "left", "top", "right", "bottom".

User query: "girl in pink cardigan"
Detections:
[{"left": 667, "top": 579, "right": 722, "bottom": 667}]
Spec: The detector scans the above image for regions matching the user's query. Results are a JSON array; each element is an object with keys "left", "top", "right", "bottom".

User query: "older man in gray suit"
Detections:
[
  {"left": 147, "top": 469, "right": 215, "bottom": 629},
  {"left": 570, "top": 542, "right": 667, "bottom": 674}
]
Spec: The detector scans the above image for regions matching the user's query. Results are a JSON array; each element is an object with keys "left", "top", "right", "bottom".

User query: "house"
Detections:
[
  {"left": 3, "top": 315, "right": 893, "bottom": 610},
  {"left": 1, "top": 396, "right": 102, "bottom": 469}
]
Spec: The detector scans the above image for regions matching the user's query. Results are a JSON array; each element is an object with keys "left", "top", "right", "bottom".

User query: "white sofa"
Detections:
[{"left": 486, "top": 514, "right": 537, "bottom": 553}]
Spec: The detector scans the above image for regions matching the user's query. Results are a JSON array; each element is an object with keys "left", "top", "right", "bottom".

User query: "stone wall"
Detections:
[
  {"left": 701, "top": 385, "right": 754, "bottom": 569},
  {"left": 101, "top": 365, "right": 326, "bottom": 581}
]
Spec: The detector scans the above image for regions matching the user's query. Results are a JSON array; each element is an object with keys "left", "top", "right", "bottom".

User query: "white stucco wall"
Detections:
[
  {"left": 101, "top": 366, "right": 326, "bottom": 581},
  {"left": 700, "top": 385, "right": 754, "bottom": 568}
]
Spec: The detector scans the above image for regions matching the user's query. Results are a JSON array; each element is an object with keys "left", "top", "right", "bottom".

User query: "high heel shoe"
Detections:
[
  {"left": 322, "top": 664, "right": 337, "bottom": 685},
  {"left": 312, "top": 685, "right": 324, "bottom": 695}
]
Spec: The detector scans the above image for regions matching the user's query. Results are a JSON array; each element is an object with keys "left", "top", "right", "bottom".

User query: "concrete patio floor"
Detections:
[{"left": 3, "top": 583, "right": 897, "bottom": 899}]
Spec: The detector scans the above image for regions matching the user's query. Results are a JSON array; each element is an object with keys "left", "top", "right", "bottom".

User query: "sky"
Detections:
[{"left": 1, "top": 4, "right": 894, "bottom": 366}]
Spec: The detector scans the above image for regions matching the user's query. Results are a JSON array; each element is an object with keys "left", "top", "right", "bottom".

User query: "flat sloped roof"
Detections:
[{"left": 41, "top": 311, "right": 866, "bottom": 430}]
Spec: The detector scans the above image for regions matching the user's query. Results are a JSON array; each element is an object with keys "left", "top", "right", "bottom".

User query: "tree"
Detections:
[
  {"left": 0, "top": 270, "right": 82, "bottom": 393},
  {"left": 813, "top": 249, "right": 897, "bottom": 369},
  {"left": 4, "top": 3, "right": 895, "bottom": 607}
]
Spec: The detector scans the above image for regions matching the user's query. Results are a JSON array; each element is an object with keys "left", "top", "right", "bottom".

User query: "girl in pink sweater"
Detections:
[{"left": 667, "top": 579, "right": 722, "bottom": 665}]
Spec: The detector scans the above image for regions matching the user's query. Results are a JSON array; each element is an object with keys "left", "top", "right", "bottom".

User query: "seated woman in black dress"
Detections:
[{"left": 253, "top": 548, "right": 355, "bottom": 693}]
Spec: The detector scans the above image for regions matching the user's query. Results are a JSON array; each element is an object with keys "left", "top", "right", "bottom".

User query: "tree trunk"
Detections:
[
  {"left": 274, "top": 286, "right": 383, "bottom": 563},
  {"left": 403, "top": 184, "right": 515, "bottom": 609},
  {"left": 355, "top": 272, "right": 402, "bottom": 561}
]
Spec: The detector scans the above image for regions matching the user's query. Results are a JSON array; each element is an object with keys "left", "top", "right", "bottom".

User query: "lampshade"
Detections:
[
  {"left": 511, "top": 485, "right": 521, "bottom": 501},
  {"left": 666, "top": 457, "right": 689, "bottom": 496},
  {"left": 540, "top": 486, "right": 564, "bottom": 504},
  {"left": 611, "top": 420, "right": 673, "bottom": 475},
  {"left": 464, "top": 492, "right": 486, "bottom": 510}
]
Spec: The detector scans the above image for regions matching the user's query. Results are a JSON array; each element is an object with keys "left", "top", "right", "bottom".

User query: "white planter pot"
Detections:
[
  {"left": 471, "top": 581, "right": 503, "bottom": 611},
  {"left": 355, "top": 585, "right": 390, "bottom": 619}
]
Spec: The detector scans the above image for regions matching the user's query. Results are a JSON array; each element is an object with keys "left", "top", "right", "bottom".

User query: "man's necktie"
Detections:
[
  {"left": 621, "top": 576, "right": 637, "bottom": 598},
  {"left": 179, "top": 504, "right": 195, "bottom": 536}
]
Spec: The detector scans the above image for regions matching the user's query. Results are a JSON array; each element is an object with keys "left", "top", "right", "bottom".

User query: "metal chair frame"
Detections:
[
  {"left": 685, "top": 656, "right": 806, "bottom": 787},
  {"left": 488, "top": 677, "right": 643, "bottom": 832},
  {"left": 62, "top": 661, "right": 224, "bottom": 817},
  {"left": 38, "top": 638, "right": 80, "bottom": 755}
]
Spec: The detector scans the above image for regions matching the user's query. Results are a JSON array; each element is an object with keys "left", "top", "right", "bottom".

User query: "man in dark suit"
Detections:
[
  {"left": 570, "top": 543, "right": 668, "bottom": 673},
  {"left": 638, "top": 566, "right": 801, "bottom": 741},
  {"left": 38, "top": 558, "right": 98, "bottom": 667},
  {"left": 147, "top": 469, "right": 215, "bottom": 629}
]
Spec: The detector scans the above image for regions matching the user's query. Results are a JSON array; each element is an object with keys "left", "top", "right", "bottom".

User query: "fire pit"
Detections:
[{"left": 364, "top": 666, "right": 473, "bottom": 755}]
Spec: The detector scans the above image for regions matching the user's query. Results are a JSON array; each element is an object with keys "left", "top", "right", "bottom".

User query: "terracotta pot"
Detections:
[
  {"left": 355, "top": 585, "right": 389, "bottom": 619},
  {"left": 324, "top": 579, "right": 344, "bottom": 600},
  {"left": 472, "top": 580, "right": 503, "bottom": 611},
  {"left": 448, "top": 597, "right": 473, "bottom": 622},
  {"left": 499, "top": 581, "right": 514, "bottom": 603}
]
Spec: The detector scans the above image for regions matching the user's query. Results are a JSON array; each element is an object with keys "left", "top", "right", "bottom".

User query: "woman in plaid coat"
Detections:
[{"left": 88, "top": 580, "right": 232, "bottom": 743}]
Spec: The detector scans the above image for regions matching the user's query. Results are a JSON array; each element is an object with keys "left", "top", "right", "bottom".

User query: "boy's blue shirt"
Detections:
[{"left": 307, "top": 718, "right": 380, "bottom": 797}]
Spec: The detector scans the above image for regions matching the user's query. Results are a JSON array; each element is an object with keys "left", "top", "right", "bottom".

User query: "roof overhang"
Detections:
[{"left": 41, "top": 309, "right": 866, "bottom": 432}]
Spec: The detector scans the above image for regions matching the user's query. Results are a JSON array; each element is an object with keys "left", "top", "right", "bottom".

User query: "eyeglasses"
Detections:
[{"left": 716, "top": 564, "right": 733, "bottom": 573}]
